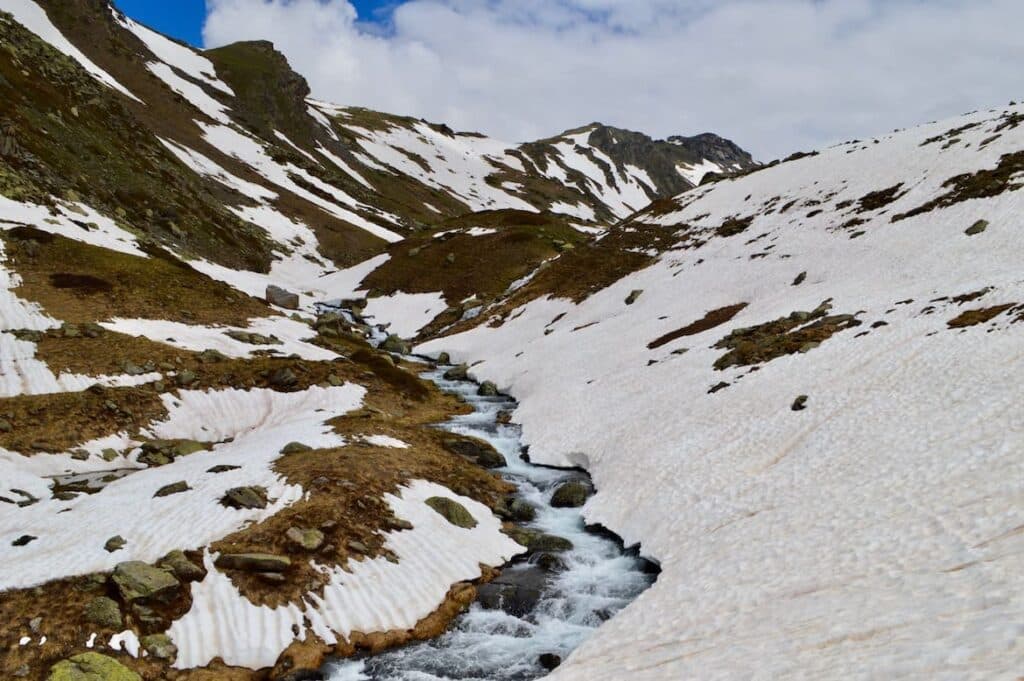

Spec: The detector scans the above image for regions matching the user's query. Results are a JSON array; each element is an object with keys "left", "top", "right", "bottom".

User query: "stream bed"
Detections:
[{"left": 323, "top": 365, "right": 657, "bottom": 681}]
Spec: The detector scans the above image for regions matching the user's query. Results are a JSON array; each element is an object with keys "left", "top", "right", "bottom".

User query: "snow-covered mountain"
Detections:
[{"left": 0, "top": 0, "right": 1021, "bottom": 679}]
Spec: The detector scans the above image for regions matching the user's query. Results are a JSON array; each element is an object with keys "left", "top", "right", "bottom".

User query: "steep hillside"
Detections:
[
  {"left": 419, "top": 103, "right": 1024, "bottom": 679},
  {"left": 2, "top": 1, "right": 1020, "bottom": 680}
]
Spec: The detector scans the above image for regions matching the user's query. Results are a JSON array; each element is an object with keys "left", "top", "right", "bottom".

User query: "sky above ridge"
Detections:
[{"left": 116, "top": 0, "right": 1024, "bottom": 160}]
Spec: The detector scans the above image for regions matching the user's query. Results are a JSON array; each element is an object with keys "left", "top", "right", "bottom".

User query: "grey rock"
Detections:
[
  {"left": 266, "top": 285, "right": 300, "bottom": 310},
  {"left": 84, "top": 597, "right": 122, "bottom": 629},
  {"left": 104, "top": 535, "right": 126, "bottom": 553},
  {"left": 215, "top": 553, "right": 292, "bottom": 572},
  {"left": 965, "top": 219, "right": 989, "bottom": 235},
  {"left": 141, "top": 633, "right": 177, "bottom": 661},
  {"left": 154, "top": 481, "right": 190, "bottom": 497},
  {"left": 625, "top": 289, "right": 643, "bottom": 305},
  {"left": 425, "top": 496, "right": 478, "bottom": 529},
  {"left": 158, "top": 550, "right": 205, "bottom": 582},
  {"left": 111, "top": 561, "right": 179, "bottom": 603},
  {"left": 221, "top": 486, "right": 268, "bottom": 510},
  {"left": 286, "top": 526, "right": 325, "bottom": 551},
  {"left": 550, "top": 481, "right": 592, "bottom": 508}
]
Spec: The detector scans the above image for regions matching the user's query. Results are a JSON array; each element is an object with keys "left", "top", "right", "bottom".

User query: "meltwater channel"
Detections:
[{"left": 324, "top": 364, "right": 658, "bottom": 681}]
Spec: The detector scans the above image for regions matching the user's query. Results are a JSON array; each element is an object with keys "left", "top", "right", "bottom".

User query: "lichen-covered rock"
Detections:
[
  {"left": 140, "top": 634, "right": 177, "bottom": 661},
  {"left": 550, "top": 481, "right": 592, "bottom": 508},
  {"left": 425, "top": 497, "right": 478, "bottom": 529},
  {"left": 221, "top": 486, "right": 268, "bottom": 510},
  {"left": 285, "top": 526, "right": 325, "bottom": 551},
  {"left": 47, "top": 652, "right": 141, "bottom": 681},
  {"left": 111, "top": 561, "right": 179, "bottom": 603},
  {"left": 83, "top": 597, "right": 122, "bottom": 629},
  {"left": 442, "top": 437, "right": 507, "bottom": 468},
  {"left": 157, "top": 550, "right": 205, "bottom": 582},
  {"left": 477, "top": 381, "right": 499, "bottom": 397}
]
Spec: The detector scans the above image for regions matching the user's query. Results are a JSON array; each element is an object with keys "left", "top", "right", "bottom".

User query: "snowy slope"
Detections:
[{"left": 419, "top": 104, "right": 1024, "bottom": 679}]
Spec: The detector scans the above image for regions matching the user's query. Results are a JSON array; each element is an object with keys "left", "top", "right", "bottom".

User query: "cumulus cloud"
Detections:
[{"left": 203, "top": 0, "right": 1024, "bottom": 159}]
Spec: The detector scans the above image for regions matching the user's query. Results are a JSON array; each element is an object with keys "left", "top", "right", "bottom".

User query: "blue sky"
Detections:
[{"left": 113, "top": 0, "right": 395, "bottom": 47}]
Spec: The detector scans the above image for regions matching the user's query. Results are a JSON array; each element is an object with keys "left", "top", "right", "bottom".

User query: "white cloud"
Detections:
[{"left": 204, "top": 0, "right": 1024, "bottom": 160}]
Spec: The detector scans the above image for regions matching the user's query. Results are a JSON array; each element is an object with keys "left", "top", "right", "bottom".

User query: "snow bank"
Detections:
[
  {"left": 170, "top": 479, "right": 524, "bottom": 669},
  {"left": 362, "top": 292, "right": 448, "bottom": 338},
  {"left": 419, "top": 104, "right": 1024, "bottom": 679},
  {"left": 0, "top": 384, "right": 364, "bottom": 590}
]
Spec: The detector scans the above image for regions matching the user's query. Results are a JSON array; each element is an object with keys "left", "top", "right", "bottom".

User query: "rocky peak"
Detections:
[
  {"left": 205, "top": 40, "right": 315, "bottom": 143},
  {"left": 568, "top": 123, "right": 757, "bottom": 198}
]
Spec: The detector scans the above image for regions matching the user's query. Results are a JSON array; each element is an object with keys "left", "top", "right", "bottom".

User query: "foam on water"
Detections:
[{"left": 324, "top": 367, "right": 656, "bottom": 681}]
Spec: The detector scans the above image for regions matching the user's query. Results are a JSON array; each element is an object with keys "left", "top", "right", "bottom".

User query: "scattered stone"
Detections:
[
  {"left": 0, "top": 419, "right": 11, "bottom": 433},
  {"left": 550, "top": 481, "right": 591, "bottom": 508},
  {"left": 221, "top": 486, "right": 269, "bottom": 510},
  {"left": 539, "top": 653, "right": 562, "bottom": 670},
  {"left": 141, "top": 633, "right": 178, "bottom": 661},
  {"left": 269, "top": 367, "right": 299, "bottom": 390},
  {"left": 443, "top": 364, "right": 469, "bottom": 381},
  {"left": 625, "top": 289, "right": 644, "bottom": 305},
  {"left": 175, "top": 370, "right": 197, "bottom": 387},
  {"left": 47, "top": 653, "right": 141, "bottom": 681},
  {"left": 104, "top": 535, "right": 126, "bottom": 553},
  {"left": 442, "top": 437, "right": 506, "bottom": 468},
  {"left": 266, "top": 285, "right": 300, "bottom": 310},
  {"left": 347, "top": 540, "right": 369, "bottom": 555},
  {"left": 436, "top": 352, "right": 451, "bottom": 365},
  {"left": 154, "top": 481, "right": 190, "bottom": 497},
  {"left": 111, "top": 561, "right": 180, "bottom": 603},
  {"left": 381, "top": 334, "right": 410, "bottom": 354},
  {"left": 12, "top": 534, "right": 36, "bottom": 546},
  {"left": 215, "top": 553, "right": 292, "bottom": 572},
  {"left": 29, "top": 616, "right": 42, "bottom": 632},
  {"left": 965, "top": 219, "right": 989, "bottom": 235},
  {"left": 100, "top": 448, "right": 119, "bottom": 462},
  {"left": 425, "top": 496, "right": 477, "bottom": 529},
  {"left": 792, "top": 271, "right": 807, "bottom": 286},
  {"left": 477, "top": 380, "right": 499, "bottom": 397},
  {"left": 286, "top": 526, "right": 325, "bottom": 551},
  {"left": 791, "top": 395, "right": 809, "bottom": 411},
  {"left": 207, "top": 464, "right": 240, "bottom": 474},
  {"left": 280, "top": 441, "right": 313, "bottom": 454},
  {"left": 83, "top": 597, "right": 122, "bottom": 629},
  {"left": 158, "top": 550, "right": 205, "bottom": 582}
]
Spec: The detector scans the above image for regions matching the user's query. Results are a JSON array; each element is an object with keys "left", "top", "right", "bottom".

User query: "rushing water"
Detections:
[{"left": 323, "top": 365, "right": 657, "bottom": 681}]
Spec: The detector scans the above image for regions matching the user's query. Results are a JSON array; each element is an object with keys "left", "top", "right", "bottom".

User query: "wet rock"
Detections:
[
  {"left": 280, "top": 441, "right": 312, "bottom": 454},
  {"left": 111, "top": 561, "right": 179, "bottom": 603},
  {"left": 508, "top": 498, "right": 537, "bottom": 522},
  {"left": 442, "top": 437, "right": 507, "bottom": 468},
  {"left": 477, "top": 381, "right": 499, "bottom": 397},
  {"left": 443, "top": 364, "right": 469, "bottom": 381},
  {"left": 535, "top": 553, "right": 567, "bottom": 572},
  {"left": 625, "top": 289, "right": 643, "bottom": 305},
  {"left": 141, "top": 633, "right": 178, "bottom": 661},
  {"left": 477, "top": 566, "right": 548, "bottom": 616},
  {"left": 425, "top": 497, "right": 478, "bottom": 529},
  {"left": 158, "top": 550, "right": 205, "bottom": 582},
  {"left": 538, "top": 653, "right": 562, "bottom": 670},
  {"left": 269, "top": 367, "right": 299, "bottom": 390},
  {"left": 530, "top": 534, "right": 574, "bottom": 553},
  {"left": 83, "top": 597, "right": 122, "bottom": 629},
  {"left": 550, "top": 481, "right": 592, "bottom": 508},
  {"left": 266, "top": 285, "right": 300, "bottom": 310},
  {"left": 215, "top": 553, "right": 291, "bottom": 573},
  {"left": 286, "top": 526, "right": 325, "bottom": 551},
  {"left": 435, "top": 352, "right": 451, "bottom": 365},
  {"left": 154, "top": 481, "right": 190, "bottom": 497},
  {"left": 104, "top": 535, "right": 126, "bottom": 553},
  {"left": 495, "top": 410, "right": 513, "bottom": 425},
  {"left": 791, "top": 395, "right": 808, "bottom": 411},
  {"left": 47, "top": 653, "right": 141, "bottom": 681},
  {"left": 381, "top": 334, "right": 410, "bottom": 354},
  {"left": 221, "top": 486, "right": 269, "bottom": 510},
  {"left": 965, "top": 219, "right": 989, "bottom": 235}
]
